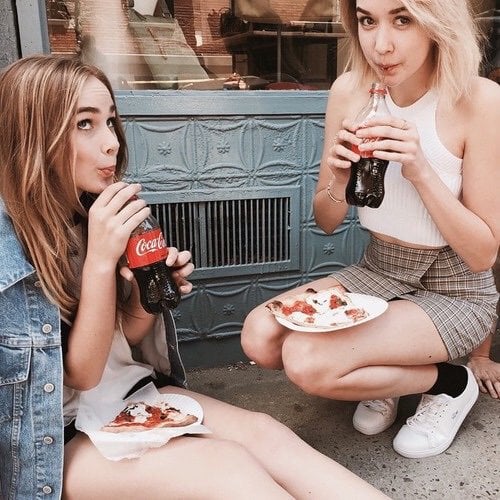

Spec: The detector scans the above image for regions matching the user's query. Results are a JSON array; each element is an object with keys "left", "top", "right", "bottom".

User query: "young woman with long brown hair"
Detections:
[{"left": 0, "top": 54, "right": 387, "bottom": 500}]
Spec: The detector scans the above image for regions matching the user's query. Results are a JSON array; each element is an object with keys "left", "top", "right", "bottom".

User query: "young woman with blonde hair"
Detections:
[
  {"left": 242, "top": 0, "right": 499, "bottom": 458},
  {"left": 0, "top": 54, "right": 388, "bottom": 500}
]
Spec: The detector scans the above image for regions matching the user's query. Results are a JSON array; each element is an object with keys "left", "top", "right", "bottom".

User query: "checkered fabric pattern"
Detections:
[{"left": 331, "top": 236, "right": 498, "bottom": 359}]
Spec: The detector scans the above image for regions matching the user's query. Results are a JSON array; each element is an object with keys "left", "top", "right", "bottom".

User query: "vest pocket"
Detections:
[
  {"left": 0, "top": 345, "right": 31, "bottom": 423},
  {"left": 0, "top": 344, "right": 30, "bottom": 385}
]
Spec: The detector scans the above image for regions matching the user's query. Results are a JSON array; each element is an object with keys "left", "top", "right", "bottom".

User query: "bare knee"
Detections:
[
  {"left": 182, "top": 439, "right": 286, "bottom": 499},
  {"left": 202, "top": 439, "right": 256, "bottom": 468},
  {"left": 241, "top": 307, "right": 284, "bottom": 369},
  {"left": 282, "top": 335, "right": 343, "bottom": 397},
  {"left": 245, "top": 411, "right": 295, "bottom": 443}
]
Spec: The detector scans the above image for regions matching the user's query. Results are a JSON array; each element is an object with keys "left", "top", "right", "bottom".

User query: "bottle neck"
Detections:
[
  {"left": 367, "top": 87, "right": 389, "bottom": 113},
  {"left": 370, "top": 82, "right": 387, "bottom": 94}
]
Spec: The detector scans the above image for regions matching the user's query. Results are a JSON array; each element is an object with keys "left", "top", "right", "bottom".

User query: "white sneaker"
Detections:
[
  {"left": 353, "top": 398, "right": 400, "bottom": 435},
  {"left": 393, "top": 366, "right": 479, "bottom": 458}
]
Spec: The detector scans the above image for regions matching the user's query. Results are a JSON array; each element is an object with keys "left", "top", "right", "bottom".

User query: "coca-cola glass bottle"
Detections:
[
  {"left": 125, "top": 209, "right": 181, "bottom": 313},
  {"left": 345, "top": 82, "right": 391, "bottom": 208}
]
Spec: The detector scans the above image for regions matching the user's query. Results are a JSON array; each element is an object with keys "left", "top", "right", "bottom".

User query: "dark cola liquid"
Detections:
[
  {"left": 345, "top": 157, "right": 389, "bottom": 208},
  {"left": 132, "top": 262, "right": 181, "bottom": 313}
]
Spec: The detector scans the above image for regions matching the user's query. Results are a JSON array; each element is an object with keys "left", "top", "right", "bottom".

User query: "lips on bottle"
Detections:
[{"left": 98, "top": 167, "right": 115, "bottom": 178}]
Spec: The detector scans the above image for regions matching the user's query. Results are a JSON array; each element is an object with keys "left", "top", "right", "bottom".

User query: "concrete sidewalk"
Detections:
[{"left": 187, "top": 341, "right": 499, "bottom": 499}]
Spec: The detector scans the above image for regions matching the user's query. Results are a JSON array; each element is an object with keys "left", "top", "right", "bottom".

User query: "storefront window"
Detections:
[
  {"left": 45, "top": 0, "right": 346, "bottom": 90},
  {"left": 476, "top": 2, "right": 499, "bottom": 83},
  {"left": 45, "top": 1, "right": 499, "bottom": 90}
]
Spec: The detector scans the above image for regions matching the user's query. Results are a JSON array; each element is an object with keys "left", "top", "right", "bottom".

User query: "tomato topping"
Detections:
[
  {"left": 329, "top": 295, "right": 346, "bottom": 309},
  {"left": 114, "top": 412, "right": 134, "bottom": 424},
  {"left": 282, "top": 301, "right": 316, "bottom": 316}
]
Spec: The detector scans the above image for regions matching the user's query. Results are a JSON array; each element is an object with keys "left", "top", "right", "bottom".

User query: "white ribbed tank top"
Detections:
[{"left": 357, "top": 89, "right": 463, "bottom": 247}]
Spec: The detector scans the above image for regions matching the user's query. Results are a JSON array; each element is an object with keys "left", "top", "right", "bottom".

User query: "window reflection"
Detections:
[
  {"left": 475, "top": 2, "right": 499, "bottom": 83},
  {"left": 46, "top": 0, "right": 346, "bottom": 90},
  {"left": 45, "top": 1, "right": 497, "bottom": 90}
]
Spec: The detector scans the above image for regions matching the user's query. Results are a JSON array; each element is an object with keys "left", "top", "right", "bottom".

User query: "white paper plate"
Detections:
[
  {"left": 150, "top": 393, "right": 204, "bottom": 426},
  {"left": 274, "top": 293, "right": 388, "bottom": 333},
  {"left": 79, "top": 387, "right": 211, "bottom": 461}
]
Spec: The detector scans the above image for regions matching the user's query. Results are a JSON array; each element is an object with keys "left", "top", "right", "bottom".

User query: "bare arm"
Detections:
[
  {"left": 436, "top": 79, "right": 500, "bottom": 269},
  {"left": 64, "top": 182, "right": 149, "bottom": 390},
  {"left": 313, "top": 73, "right": 362, "bottom": 234},
  {"left": 408, "top": 82, "right": 499, "bottom": 270}
]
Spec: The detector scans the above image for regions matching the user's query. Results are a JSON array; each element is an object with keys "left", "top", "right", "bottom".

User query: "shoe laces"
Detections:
[
  {"left": 407, "top": 394, "right": 449, "bottom": 433},
  {"left": 362, "top": 399, "right": 393, "bottom": 415}
]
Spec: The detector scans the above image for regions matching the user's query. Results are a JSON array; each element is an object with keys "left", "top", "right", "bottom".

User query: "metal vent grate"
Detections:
[{"left": 146, "top": 188, "right": 300, "bottom": 278}]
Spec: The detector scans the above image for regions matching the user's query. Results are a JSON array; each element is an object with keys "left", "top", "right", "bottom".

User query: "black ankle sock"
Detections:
[{"left": 426, "top": 363, "right": 468, "bottom": 398}]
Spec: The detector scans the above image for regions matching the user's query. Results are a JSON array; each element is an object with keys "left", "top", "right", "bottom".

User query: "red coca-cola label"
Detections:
[{"left": 126, "top": 228, "right": 169, "bottom": 268}]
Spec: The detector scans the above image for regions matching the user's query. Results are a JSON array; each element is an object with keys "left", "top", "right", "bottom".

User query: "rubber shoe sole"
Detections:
[{"left": 353, "top": 416, "right": 398, "bottom": 436}]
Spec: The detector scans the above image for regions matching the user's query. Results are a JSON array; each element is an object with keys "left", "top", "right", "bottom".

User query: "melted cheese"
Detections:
[{"left": 126, "top": 403, "right": 150, "bottom": 424}]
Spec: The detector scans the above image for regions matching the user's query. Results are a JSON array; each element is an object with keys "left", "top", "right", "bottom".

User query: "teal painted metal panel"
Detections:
[
  {"left": 116, "top": 96, "right": 368, "bottom": 367},
  {"left": 116, "top": 90, "right": 330, "bottom": 116},
  {"left": 139, "top": 187, "right": 302, "bottom": 279}
]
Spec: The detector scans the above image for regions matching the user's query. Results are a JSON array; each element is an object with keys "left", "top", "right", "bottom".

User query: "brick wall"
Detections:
[{"left": 177, "top": 1, "right": 228, "bottom": 55}]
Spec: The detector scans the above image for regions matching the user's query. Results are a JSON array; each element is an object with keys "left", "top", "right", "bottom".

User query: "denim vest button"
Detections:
[
  {"left": 43, "top": 383, "right": 55, "bottom": 393},
  {"left": 35, "top": 280, "right": 42, "bottom": 287},
  {"left": 42, "top": 485, "right": 53, "bottom": 494},
  {"left": 43, "top": 436, "right": 54, "bottom": 445},
  {"left": 42, "top": 324, "right": 53, "bottom": 334}
]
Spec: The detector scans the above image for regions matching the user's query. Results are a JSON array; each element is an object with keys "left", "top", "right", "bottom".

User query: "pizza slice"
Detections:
[
  {"left": 266, "top": 286, "right": 367, "bottom": 329},
  {"left": 101, "top": 401, "right": 198, "bottom": 433}
]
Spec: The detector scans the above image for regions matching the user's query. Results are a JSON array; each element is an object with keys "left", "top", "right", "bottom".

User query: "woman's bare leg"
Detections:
[
  {"left": 64, "top": 389, "right": 388, "bottom": 499},
  {"left": 63, "top": 432, "right": 292, "bottom": 500},
  {"left": 241, "top": 277, "right": 449, "bottom": 400},
  {"left": 160, "top": 386, "right": 388, "bottom": 499}
]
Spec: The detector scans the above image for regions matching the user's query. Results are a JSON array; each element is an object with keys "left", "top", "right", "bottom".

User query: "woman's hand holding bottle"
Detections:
[{"left": 86, "top": 182, "right": 149, "bottom": 268}]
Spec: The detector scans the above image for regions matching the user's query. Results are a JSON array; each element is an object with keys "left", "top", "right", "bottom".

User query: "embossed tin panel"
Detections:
[{"left": 118, "top": 93, "right": 368, "bottom": 367}]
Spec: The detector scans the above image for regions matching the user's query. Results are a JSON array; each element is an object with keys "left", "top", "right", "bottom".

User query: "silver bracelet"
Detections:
[{"left": 326, "top": 180, "right": 345, "bottom": 203}]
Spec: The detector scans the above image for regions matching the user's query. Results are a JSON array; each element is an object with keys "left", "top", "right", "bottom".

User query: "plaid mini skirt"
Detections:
[{"left": 330, "top": 236, "right": 498, "bottom": 359}]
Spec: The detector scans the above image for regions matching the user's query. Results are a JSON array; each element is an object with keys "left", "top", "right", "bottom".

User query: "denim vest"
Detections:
[{"left": 0, "top": 201, "right": 186, "bottom": 500}]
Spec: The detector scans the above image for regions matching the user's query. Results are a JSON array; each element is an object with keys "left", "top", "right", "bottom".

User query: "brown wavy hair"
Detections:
[{"left": 0, "top": 55, "right": 127, "bottom": 319}]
